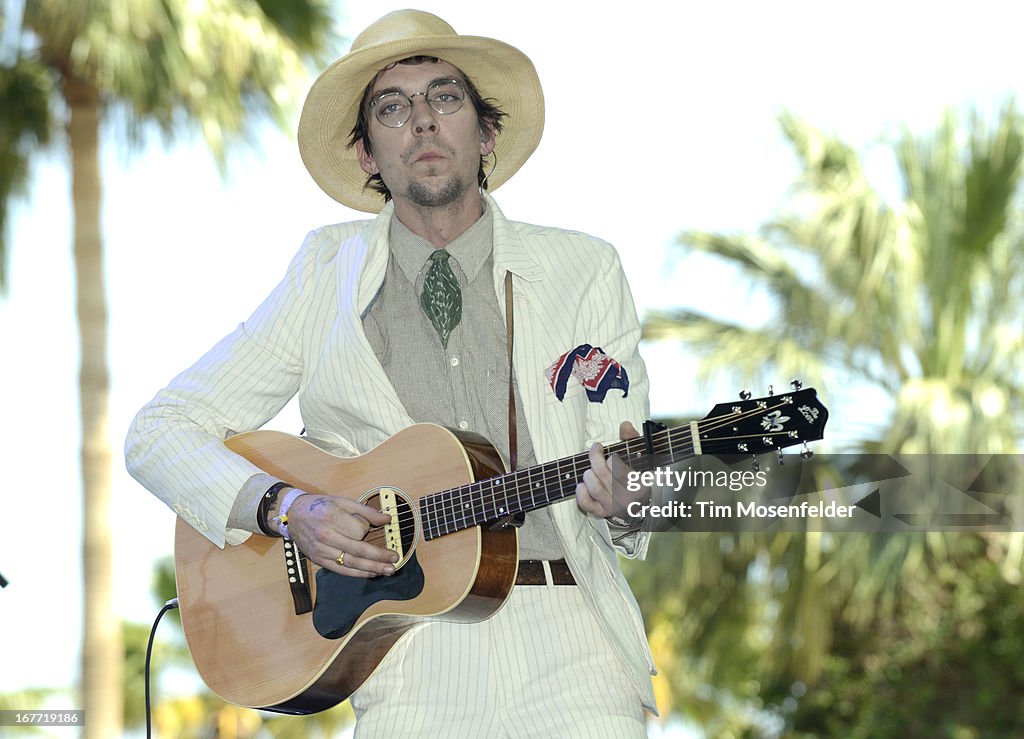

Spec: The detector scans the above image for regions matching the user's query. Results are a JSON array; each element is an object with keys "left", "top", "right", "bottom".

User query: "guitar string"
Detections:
[{"left": 357, "top": 396, "right": 818, "bottom": 544}]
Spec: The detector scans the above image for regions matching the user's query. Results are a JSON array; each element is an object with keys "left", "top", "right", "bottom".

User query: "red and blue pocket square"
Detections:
[{"left": 545, "top": 344, "right": 629, "bottom": 403}]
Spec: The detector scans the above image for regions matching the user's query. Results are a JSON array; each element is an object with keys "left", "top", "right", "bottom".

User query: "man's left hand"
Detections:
[{"left": 575, "top": 421, "right": 648, "bottom": 523}]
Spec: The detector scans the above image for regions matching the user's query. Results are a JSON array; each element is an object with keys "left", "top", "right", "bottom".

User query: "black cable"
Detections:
[{"left": 145, "top": 598, "right": 179, "bottom": 739}]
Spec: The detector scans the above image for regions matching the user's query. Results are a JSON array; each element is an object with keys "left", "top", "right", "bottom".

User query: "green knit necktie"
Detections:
[{"left": 420, "top": 249, "right": 462, "bottom": 348}]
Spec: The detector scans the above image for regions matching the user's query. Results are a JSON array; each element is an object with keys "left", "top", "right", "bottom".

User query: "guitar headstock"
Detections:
[{"left": 697, "top": 384, "right": 829, "bottom": 457}]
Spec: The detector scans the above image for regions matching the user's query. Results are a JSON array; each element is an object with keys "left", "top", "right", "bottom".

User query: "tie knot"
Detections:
[{"left": 429, "top": 249, "right": 451, "bottom": 264}]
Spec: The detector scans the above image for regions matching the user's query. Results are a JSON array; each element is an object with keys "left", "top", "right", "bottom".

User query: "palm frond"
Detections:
[{"left": 0, "top": 56, "right": 54, "bottom": 292}]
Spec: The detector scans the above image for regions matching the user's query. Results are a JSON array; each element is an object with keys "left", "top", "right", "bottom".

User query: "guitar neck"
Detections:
[
  {"left": 419, "top": 388, "right": 828, "bottom": 540},
  {"left": 420, "top": 425, "right": 691, "bottom": 540}
]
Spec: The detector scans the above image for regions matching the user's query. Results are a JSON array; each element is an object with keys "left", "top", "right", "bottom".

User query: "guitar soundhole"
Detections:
[{"left": 360, "top": 487, "right": 419, "bottom": 571}]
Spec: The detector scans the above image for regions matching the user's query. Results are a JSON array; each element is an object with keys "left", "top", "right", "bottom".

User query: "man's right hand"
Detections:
[{"left": 271, "top": 492, "right": 398, "bottom": 578}]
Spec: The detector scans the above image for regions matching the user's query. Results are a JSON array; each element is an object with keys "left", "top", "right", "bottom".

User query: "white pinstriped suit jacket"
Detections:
[{"left": 125, "top": 192, "right": 657, "bottom": 710}]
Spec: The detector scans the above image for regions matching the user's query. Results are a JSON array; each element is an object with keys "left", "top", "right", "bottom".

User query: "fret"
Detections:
[
  {"left": 490, "top": 476, "right": 503, "bottom": 522},
  {"left": 496, "top": 476, "right": 509, "bottom": 519},
  {"left": 524, "top": 464, "right": 539, "bottom": 511},
  {"left": 478, "top": 477, "right": 490, "bottom": 525},
  {"left": 456, "top": 483, "right": 472, "bottom": 530},
  {"left": 421, "top": 494, "right": 436, "bottom": 541},
  {"left": 439, "top": 491, "right": 453, "bottom": 536},
  {"left": 623, "top": 438, "right": 642, "bottom": 469}
]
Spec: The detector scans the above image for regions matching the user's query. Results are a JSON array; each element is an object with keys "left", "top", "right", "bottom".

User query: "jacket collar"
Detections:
[
  {"left": 356, "top": 191, "right": 545, "bottom": 313},
  {"left": 484, "top": 192, "right": 545, "bottom": 283}
]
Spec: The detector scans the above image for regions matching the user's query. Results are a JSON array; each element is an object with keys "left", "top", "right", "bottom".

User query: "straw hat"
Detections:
[{"left": 297, "top": 9, "right": 545, "bottom": 213}]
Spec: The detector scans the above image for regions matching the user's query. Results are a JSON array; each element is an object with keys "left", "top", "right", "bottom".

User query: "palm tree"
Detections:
[
  {"left": 631, "top": 103, "right": 1024, "bottom": 733},
  {"left": 0, "top": 2, "right": 334, "bottom": 735},
  {"left": 646, "top": 104, "right": 1024, "bottom": 454}
]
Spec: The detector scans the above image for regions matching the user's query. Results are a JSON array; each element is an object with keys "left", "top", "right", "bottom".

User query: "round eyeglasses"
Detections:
[{"left": 370, "top": 78, "right": 467, "bottom": 128}]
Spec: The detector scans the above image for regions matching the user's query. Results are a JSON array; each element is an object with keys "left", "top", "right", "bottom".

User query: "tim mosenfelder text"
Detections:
[{"left": 624, "top": 467, "right": 857, "bottom": 521}]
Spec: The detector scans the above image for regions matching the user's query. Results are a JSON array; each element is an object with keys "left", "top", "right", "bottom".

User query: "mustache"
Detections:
[{"left": 403, "top": 138, "right": 453, "bottom": 163}]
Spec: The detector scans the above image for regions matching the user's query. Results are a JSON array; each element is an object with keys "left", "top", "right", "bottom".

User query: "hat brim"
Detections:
[{"left": 298, "top": 36, "right": 544, "bottom": 213}]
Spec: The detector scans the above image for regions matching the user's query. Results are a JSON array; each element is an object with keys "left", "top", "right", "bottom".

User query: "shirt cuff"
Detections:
[{"left": 227, "top": 472, "right": 283, "bottom": 533}]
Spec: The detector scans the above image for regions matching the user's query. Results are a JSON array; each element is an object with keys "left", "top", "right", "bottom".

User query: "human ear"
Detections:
[
  {"left": 355, "top": 138, "right": 379, "bottom": 175},
  {"left": 479, "top": 126, "right": 496, "bottom": 156}
]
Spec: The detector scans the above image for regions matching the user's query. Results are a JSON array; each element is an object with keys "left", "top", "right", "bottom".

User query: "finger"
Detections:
[
  {"left": 578, "top": 470, "right": 615, "bottom": 517},
  {"left": 588, "top": 442, "right": 613, "bottom": 484},
  {"left": 328, "top": 550, "right": 397, "bottom": 578},
  {"left": 343, "top": 498, "right": 393, "bottom": 527},
  {"left": 321, "top": 555, "right": 384, "bottom": 579},
  {"left": 619, "top": 421, "right": 640, "bottom": 440},
  {"left": 338, "top": 535, "right": 400, "bottom": 564},
  {"left": 575, "top": 480, "right": 607, "bottom": 517}
]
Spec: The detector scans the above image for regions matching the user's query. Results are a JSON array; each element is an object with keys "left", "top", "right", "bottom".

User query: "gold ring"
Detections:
[{"left": 335, "top": 552, "right": 345, "bottom": 567}]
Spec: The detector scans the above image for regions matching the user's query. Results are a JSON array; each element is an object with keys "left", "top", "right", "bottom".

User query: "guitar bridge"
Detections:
[{"left": 378, "top": 487, "right": 405, "bottom": 560}]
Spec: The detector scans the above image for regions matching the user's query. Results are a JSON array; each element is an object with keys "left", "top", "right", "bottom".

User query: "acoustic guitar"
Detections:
[{"left": 173, "top": 386, "right": 828, "bottom": 713}]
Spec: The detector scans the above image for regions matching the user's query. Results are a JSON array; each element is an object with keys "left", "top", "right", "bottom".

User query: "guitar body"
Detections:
[{"left": 174, "top": 424, "right": 518, "bottom": 714}]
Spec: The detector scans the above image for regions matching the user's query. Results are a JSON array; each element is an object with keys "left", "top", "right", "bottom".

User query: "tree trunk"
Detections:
[{"left": 66, "top": 74, "right": 122, "bottom": 738}]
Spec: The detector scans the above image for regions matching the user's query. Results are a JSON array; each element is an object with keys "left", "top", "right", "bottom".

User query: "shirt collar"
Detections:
[{"left": 389, "top": 199, "right": 494, "bottom": 284}]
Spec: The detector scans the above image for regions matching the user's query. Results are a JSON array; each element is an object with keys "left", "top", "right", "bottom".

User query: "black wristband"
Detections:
[{"left": 256, "top": 482, "right": 291, "bottom": 537}]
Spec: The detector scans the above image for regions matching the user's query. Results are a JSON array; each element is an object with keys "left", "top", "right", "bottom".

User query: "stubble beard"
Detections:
[{"left": 406, "top": 174, "right": 470, "bottom": 209}]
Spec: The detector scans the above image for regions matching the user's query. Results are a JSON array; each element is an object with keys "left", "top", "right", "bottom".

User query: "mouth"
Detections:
[{"left": 413, "top": 151, "right": 445, "bottom": 164}]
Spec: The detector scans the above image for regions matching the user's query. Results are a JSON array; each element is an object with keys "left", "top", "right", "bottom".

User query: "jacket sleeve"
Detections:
[
  {"left": 124, "top": 230, "right": 327, "bottom": 548},
  {"left": 579, "top": 244, "right": 652, "bottom": 560}
]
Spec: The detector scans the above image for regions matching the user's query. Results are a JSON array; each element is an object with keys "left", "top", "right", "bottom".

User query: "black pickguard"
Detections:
[{"left": 312, "top": 552, "right": 425, "bottom": 639}]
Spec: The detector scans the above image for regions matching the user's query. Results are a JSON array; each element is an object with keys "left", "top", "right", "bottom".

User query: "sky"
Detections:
[{"left": 1, "top": 0, "right": 1023, "bottom": 732}]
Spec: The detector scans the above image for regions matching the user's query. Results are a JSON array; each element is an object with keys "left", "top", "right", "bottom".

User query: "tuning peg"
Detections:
[
  {"left": 777, "top": 449, "right": 785, "bottom": 466},
  {"left": 790, "top": 379, "right": 803, "bottom": 391},
  {"left": 768, "top": 384, "right": 774, "bottom": 396},
  {"left": 739, "top": 390, "right": 752, "bottom": 400},
  {"left": 800, "top": 442, "right": 813, "bottom": 460},
  {"left": 751, "top": 457, "right": 760, "bottom": 472}
]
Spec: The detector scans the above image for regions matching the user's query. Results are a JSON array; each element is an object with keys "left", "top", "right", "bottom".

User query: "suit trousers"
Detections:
[{"left": 349, "top": 583, "right": 647, "bottom": 738}]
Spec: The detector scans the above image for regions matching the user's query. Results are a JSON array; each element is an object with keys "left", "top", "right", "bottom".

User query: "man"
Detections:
[{"left": 126, "top": 9, "right": 656, "bottom": 737}]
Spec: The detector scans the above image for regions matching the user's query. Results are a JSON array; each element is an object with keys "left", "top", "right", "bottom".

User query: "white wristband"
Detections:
[{"left": 273, "top": 488, "right": 308, "bottom": 540}]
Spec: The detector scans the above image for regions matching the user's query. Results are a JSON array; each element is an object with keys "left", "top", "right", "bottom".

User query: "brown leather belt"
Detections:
[{"left": 515, "top": 559, "right": 576, "bottom": 586}]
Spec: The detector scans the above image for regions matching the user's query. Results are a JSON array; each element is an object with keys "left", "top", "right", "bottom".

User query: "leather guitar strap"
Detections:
[
  {"left": 492, "top": 271, "right": 524, "bottom": 529},
  {"left": 506, "top": 270, "right": 518, "bottom": 475}
]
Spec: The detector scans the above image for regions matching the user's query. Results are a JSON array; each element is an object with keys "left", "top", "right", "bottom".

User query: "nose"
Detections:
[{"left": 409, "top": 93, "right": 439, "bottom": 134}]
